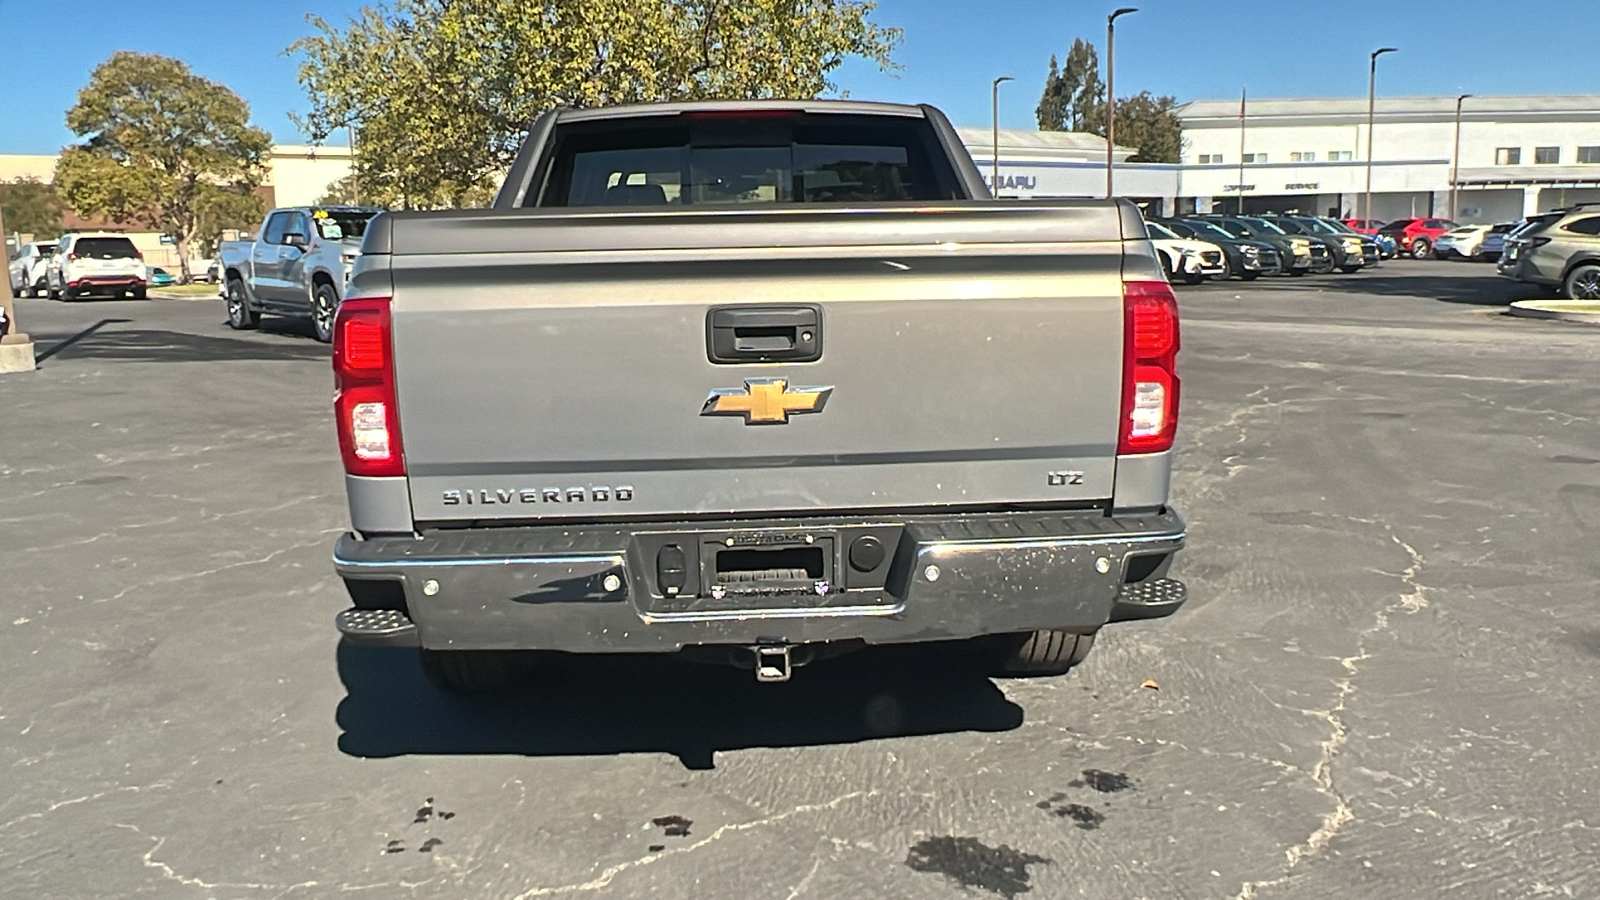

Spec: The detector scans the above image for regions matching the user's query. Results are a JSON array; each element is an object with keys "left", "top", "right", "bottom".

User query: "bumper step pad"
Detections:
[
  {"left": 335, "top": 607, "right": 419, "bottom": 647},
  {"left": 1110, "top": 578, "right": 1187, "bottom": 622}
]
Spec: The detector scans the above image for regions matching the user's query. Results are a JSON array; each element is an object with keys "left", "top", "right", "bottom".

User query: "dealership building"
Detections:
[{"left": 969, "top": 93, "right": 1600, "bottom": 224}]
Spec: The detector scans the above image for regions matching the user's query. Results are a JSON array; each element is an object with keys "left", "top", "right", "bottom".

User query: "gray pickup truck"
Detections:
[
  {"left": 329, "top": 100, "right": 1187, "bottom": 692},
  {"left": 217, "top": 205, "right": 382, "bottom": 341}
]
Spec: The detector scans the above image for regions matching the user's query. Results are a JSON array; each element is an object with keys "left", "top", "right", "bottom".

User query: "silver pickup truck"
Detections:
[
  {"left": 329, "top": 100, "right": 1187, "bottom": 692},
  {"left": 217, "top": 205, "right": 382, "bottom": 341}
]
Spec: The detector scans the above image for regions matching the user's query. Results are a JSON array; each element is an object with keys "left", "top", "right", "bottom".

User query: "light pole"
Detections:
[
  {"left": 1363, "top": 47, "right": 1398, "bottom": 227},
  {"left": 1450, "top": 93, "right": 1472, "bottom": 222},
  {"left": 1105, "top": 7, "right": 1138, "bottom": 199},
  {"left": 1237, "top": 87, "right": 1248, "bottom": 215},
  {"left": 991, "top": 76, "right": 1013, "bottom": 197}
]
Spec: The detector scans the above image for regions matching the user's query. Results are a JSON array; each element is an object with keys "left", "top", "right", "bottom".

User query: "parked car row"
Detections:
[
  {"left": 6, "top": 233, "right": 147, "bottom": 300},
  {"left": 1146, "top": 214, "right": 1382, "bottom": 284},
  {"left": 1498, "top": 204, "right": 1600, "bottom": 299}
]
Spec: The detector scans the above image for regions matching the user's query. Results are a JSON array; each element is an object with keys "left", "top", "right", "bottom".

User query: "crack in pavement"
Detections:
[
  {"left": 0, "top": 783, "right": 171, "bottom": 834},
  {"left": 1231, "top": 528, "right": 1432, "bottom": 899},
  {"left": 511, "top": 791, "right": 876, "bottom": 898},
  {"left": 113, "top": 823, "right": 320, "bottom": 894},
  {"left": 784, "top": 857, "right": 825, "bottom": 900}
]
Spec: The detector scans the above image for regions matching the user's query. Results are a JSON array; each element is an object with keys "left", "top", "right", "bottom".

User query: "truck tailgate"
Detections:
[{"left": 379, "top": 202, "right": 1134, "bottom": 523}]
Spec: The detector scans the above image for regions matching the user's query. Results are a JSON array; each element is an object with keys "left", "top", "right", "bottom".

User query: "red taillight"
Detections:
[
  {"left": 333, "top": 296, "right": 405, "bottom": 477},
  {"left": 1119, "top": 280, "right": 1180, "bottom": 455}
]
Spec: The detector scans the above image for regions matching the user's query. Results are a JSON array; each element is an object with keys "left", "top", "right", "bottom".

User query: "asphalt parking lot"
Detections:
[{"left": 2, "top": 260, "right": 1597, "bottom": 899}]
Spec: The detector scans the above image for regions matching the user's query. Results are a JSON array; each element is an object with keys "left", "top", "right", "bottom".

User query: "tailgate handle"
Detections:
[{"left": 707, "top": 305, "right": 823, "bottom": 364}]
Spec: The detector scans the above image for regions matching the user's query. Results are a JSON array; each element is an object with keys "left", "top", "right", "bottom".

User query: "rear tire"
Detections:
[
  {"left": 226, "top": 279, "right": 259, "bottom": 329},
  {"left": 1411, "top": 238, "right": 1432, "bottom": 260},
  {"left": 419, "top": 649, "right": 526, "bottom": 694},
  {"left": 1339, "top": 265, "right": 1362, "bottom": 274},
  {"left": 1239, "top": 271, "right": 1260, "bottom": 281},
  {"left": 1563, "top": 264, "right": 1600, "bottom": 301},
  {"left": 131, "top": 286, "right": 146, "bottom": 300},
  {"left": 311, "top": 282, "right": 338, "bottom": 343},
  {"left": 1183, "top": 271, "right": 1205, "bottom": 285},
  {"left": 989, "top": 630, "right": 1096, "bottom": 677}
]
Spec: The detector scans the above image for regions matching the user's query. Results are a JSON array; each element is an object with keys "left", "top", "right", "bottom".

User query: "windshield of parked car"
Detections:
[
  {"left": 1177, "top": 220, "right": 1236, "bottom": 242},
  {"left": 71, "top": 237, "right": 139, "bottom": 259},
  {"left": 1295, "top": 218, "right": 1341, "bottom": 235},
  {"left": 1145, "top": 221, "right": 1180, "bottom": 240},
  {"left": 1244, "top": 217, "right": 1288, "bottom": 235},
  {"left": 312, "top": 210, "right": 378, "bottom": 241},
  {"left": 1209, "top": 219, "right": 1256, "bottom": 238},
  {"left": 1378, "top": 219, "right": 1416, "bottom": 232},
  {"left": 538, "top": 114, "right": 960, "bottom": 206}
]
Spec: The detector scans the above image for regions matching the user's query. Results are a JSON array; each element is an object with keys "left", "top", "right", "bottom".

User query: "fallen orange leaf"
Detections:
[{"left": 1140, "top": 679, "right": 1160, "bottom": 691}]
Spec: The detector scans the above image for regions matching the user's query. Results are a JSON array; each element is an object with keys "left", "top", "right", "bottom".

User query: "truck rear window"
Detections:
[
  {"left": 535, "top": 114, "right": 961, "bottom": 207},
  {"left": 72, "top": 237, "right": 139, "bottom": 259}
]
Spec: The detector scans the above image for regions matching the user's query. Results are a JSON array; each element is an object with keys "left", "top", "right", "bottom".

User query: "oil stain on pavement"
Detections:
[{"left": 905, "top": 835, "right": 1049, "bottom": 899}]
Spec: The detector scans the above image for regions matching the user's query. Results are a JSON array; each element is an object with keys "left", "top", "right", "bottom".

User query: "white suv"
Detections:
[
  {"left": 47, "top": 233, "right": 148, "bottom": 300},
  {"left": 8, "top": 241, "right": 59, "bottom": 298}
]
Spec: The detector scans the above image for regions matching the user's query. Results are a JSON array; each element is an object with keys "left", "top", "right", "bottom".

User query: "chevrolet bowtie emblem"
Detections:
[{"left": 702, "top": 378, "right": 833, "bottom": 425}]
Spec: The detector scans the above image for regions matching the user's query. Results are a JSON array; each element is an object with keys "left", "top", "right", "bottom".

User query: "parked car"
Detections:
[
  {"left": 1263, "top": 215, "right": 1373, "bottom": 273},
  {"left": 329, "top": 99, "right": 1190, "bottom": 691},
  {"left": 1376, "top": 217, "right": 1458, "bottom": 259},
  {"left": 1497, "top": 214, "right": 1564, "bottom": 276},
  {"left": 1433, "top": 225, "right": 1499, "bottom": 261},
  {"left": 149, "top": 267, "right": 177, "bottom": 287},
  {"left": 1341, "top": 218, "right": 1385, "bottom": 236},
  {"left": 1146, "top": 220, "right": 1228, "bottom": 283},
  {"left": 1475, "top": 223, "right": 1518, "bottom": 262},
  {"left": 1198, "top": 216, "right": 1322, "bottom": 275},
  {"left": 217, "top": 206, "right": 383, "bottom": 342},
  {"left": 1317, "top": 218, "right": 1389, "bottom": 262},
  {"left": 7, "top": 240, "right": 58, "bottom": 298},
  {"left": 46, "top": 233, "right": 147, "bottom": 300},
  {"left": 1498, "top": 205, "right": 1600, "bottom": 299},
  {"left": 1161, "top": 218, "right": 1282, "bottom": 279}
]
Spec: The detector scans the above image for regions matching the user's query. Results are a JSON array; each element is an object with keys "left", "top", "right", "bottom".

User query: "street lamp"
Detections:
[
  {"left": 1450, "top": 93, "right": 1473, "bottom": 222},
  {"left": 1363, "top": 47, "right": 1398, "bottom": 227},
  {"left": 1105, "top": 7, "right": 1138, "bottom": 199},
  {"left": 991, "top": 76, "right": 1014, "bottom": 197}
]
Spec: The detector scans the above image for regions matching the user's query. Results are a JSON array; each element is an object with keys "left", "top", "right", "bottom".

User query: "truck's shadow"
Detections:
[{"left": 335, "top": 643, "right": 1025, "bottom": 770}]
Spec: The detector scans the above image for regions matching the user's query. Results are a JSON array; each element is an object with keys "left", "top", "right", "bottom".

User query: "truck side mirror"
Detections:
[{"left": 283, "top": 233, "right": 307, "bottom": 248}]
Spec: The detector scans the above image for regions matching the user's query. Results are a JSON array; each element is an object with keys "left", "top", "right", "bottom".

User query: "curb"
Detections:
[
  {"left": 1508, "top": 300, "right": 1600, "bottom": 325},
  {"left": 148, "top": 290, "right": 223, "bottom": 302}
]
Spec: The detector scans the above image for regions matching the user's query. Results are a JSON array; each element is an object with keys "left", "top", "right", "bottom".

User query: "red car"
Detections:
[
  {"left": 1341, "top": 218, "right": 1385, "bottom": 235},
  {"left": 1375, "top": 217, "right": 1459, "bottom": 259}
]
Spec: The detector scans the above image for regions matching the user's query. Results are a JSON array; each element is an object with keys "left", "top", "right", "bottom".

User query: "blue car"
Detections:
[
  {"left": 1370, "top": 232, "right": 1397, "bottom": 259},
  {"left": 149, "top": 267, "right": 176, "bottom": 287}
]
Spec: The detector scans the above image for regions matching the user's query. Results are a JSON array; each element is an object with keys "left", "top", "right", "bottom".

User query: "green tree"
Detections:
[
  {"left": 1034, "top": 39, "right": 1181, "bottom": 163},
  {"left": 1108, "top": 91, "right": 1183, "bottom": 164},
  {"left": 53, "top": 52, "right": 271, "bottom": 281},
  {"left": 291, "top": 0, "right": 902, "bottom": 209},
  {"left": 316, "top": 174, "right": 367, "bottom": 207},
  {"left": 1035, "top": 38, "right": 1103, "bottom": 133},
  {"left": 0, "top": 178, "right": 65, "bottom": 239}
]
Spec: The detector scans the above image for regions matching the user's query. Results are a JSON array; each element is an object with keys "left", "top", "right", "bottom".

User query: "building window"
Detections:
[
  {"left": 1535, "top": 147, "right": 1560, "bottom": 165},
  {"left": 1495, "top": 147, "right": 1521, "bottom": 165},
  {"left": 1290, "top": 152, "right": 1316, "bottom": 163},
  {"left": 1243, "top": 153, "right": 1267, "bottom": 164},
  {"left": 1580, "top": 147, "right": 1600, "bottom": 164},
  {"left": 1198, "top": 153, "right": 1223, "bottom": 164},
  {"left": 1327, "top": 151, "right": 1353, "bottom": 162}
]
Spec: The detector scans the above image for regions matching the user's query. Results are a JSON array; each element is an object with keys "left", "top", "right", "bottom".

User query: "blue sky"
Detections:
[{"left": 1, "top": 0, "right": 1591, "bottom": 155}]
